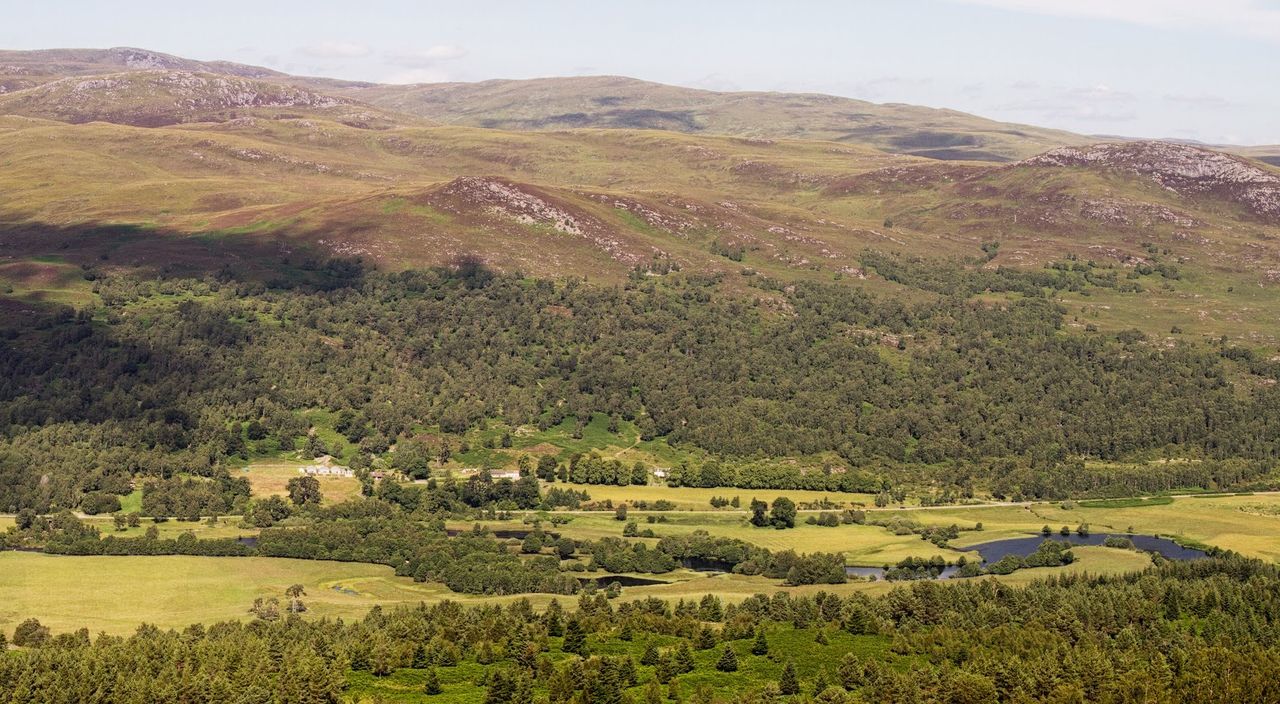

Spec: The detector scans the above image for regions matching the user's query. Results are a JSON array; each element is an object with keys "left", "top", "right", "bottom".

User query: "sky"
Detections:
[{"left": 5, "top": 0, "right": 1279, "bottom": 144}]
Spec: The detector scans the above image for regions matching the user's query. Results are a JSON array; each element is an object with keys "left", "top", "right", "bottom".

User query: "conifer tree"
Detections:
[
  {"left": 715, "top": 645, "right": 738, "bottom": 672},
  {"left": 779, "top": 661, "right": 800, "bottom": 695},
  {"left": 675, "top": 642, "right": 696, "bottom": 673},
  {"left": 563, "top": 618, "right": 587, "bottom": 656},
  {"left": 751, "top": 627, "right": 769, "bottom": 656},
  {"left": 423, "top": 668, "right": 442, "bottom": 695}
]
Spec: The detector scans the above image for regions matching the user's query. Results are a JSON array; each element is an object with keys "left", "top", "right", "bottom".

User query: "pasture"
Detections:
[
  {"left": 0, "top": 544, "right": 1149, "bottom": 637},
  {"left": 4, "top": 491, "right": 1278, "bottom": 638},
  {"left": 238, "top": 460, "right": 363, "bottom": 505},
  {"left": 878, "top": 492, "right": 1280, "bottom": 562}
]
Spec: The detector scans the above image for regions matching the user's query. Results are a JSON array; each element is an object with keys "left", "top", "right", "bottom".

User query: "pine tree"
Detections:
[
  {"left": 485, "top": 670, "right": 514, "bottom": 704},
  {"left": 563, "top": 618, "right": 587, "bottom": 656},
  {"left": 751, "top": 627, "right": 769, "bottom": 656},
  {"left": 696, "top": 626, "right": 717, "bottom": 650},
  {"left": 779, "top": 661, "right": 800, "bottom": 695},
  {"left": 412, "top": 643, "right": 430, "bottom": 669},
  {"left": 814, "top": 629, "right": 829, "bottom": 645},
  {"left": 423, "top": 668, "right": 442, "bottom": 695},
  {"left": 715, "top": 645, "right": 738, "bottom": 672},
  {"left": 812, "top": 670, "right": 831, "bottom": 697},
  {"left": 675, "top": 642, "right": 696, "bottom": 673},
  {"left": 640, "top": 641, "right": 660, "bottom": 666},
  {"left": 655, "top": 654, "right": 676, "bottom": 683},
  {"left": 644, "top": 678, "right": 663, "bottom": 704}
]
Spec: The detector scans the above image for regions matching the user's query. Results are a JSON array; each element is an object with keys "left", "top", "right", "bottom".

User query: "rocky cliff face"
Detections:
[{"left": 1023, "top": 141, "right": 1280, "bottom": 222}]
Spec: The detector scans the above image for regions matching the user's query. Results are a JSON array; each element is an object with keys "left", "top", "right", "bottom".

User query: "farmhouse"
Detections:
[{"left": 299, "top": 455, "right": 354, "bottom": 478}]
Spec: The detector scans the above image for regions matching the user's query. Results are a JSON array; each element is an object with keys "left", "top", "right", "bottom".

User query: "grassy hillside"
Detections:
[
  {"left": 3, "top": 48, "right": 1280, "bottom": 347},
  {"left": 3, "top": 111, "right": 1280, "bottom": 344},
  {"left": 335, "top": 75, "right": 1089, "bottom": 161}
]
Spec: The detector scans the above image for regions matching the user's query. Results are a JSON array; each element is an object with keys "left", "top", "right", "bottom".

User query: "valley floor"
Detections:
[{"left": 3, "top": 491, "right": 1277, "bottom": 636}]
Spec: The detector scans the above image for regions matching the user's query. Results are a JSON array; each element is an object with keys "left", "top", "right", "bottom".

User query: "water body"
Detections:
[
  {"left": 845, "top": 533, "right": 1206, "bottom": 581},
  {"left": 680, "top": 557, "right": 737, "bottom": 572},
  {"left": 578, "top": 574, "right": 670, "bottom": 588},
  {"left": 965, "top": 533, "right": 1206, "bottom": 563}
]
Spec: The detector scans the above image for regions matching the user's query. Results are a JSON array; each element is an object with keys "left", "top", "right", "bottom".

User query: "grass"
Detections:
[
  {"left": 237, "top": 460, "right": 362, "bottom": 505},
  {"left": 880, "top": 493, "right": 1280, "bottom": 562},
  {"left": 78, "top": 515, "right": 255, "bottom": 540},
  {"left": 0, "top": 537, "right": 1157, "bottom": 639},
  {"left": 1077, "top": 496, "right": 1174, "bottom": 509},
  {"left": 346, "top": 625, "right": 899, "bottom": 704},
  {"left": 3, "top": 110, "right": 1277, "bottom": 346},
  {"left": 0, "top": 553, "right": 445, "bottom": 635},
  {"left": 117, "top": 489, "right": 143, "bottom": 514}
]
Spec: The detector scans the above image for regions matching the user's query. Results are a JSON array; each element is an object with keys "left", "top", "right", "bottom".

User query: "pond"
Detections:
[
  {"left": 965, "top": 533, "right": 1207, "bottom": 563},
  {"left": 578, "top": 574, "right": 670, "bottom": 588},
  {"left": 845, "top": 533, "right": 1206, "bottom": 581},
  {"left": 680, "top": 557, "right": 736, "bottom": 572}
]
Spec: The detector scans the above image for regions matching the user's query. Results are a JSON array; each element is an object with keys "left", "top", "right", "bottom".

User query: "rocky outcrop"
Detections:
[
  {"left": 1022, "top": 141, "right": 1280, "bottom": 222},
  {"left": 0, "top": 70, "right": 389, "bottom": 128}
]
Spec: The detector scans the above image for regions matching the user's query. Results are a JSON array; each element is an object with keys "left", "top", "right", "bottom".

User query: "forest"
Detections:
[
  {"left": 3, "top": 258, "right": 1279, "bottom": 515},
  {"left": 1, "top": 557, "right": 1277, "bottom": 703}
]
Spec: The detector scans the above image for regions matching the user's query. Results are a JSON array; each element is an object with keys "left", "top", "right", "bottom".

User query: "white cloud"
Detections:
[
  {"left": 951, "top": 0, "right": 1280, "bottom": 41},
  {"left": 297, "top": 41, "right": 372, "bottom": 59},
  {"left": 388, "top": 44, "right": 468, "bottom": 67}
]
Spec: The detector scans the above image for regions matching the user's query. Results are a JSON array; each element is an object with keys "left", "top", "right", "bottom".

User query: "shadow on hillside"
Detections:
[{"left": 0, "top": 219, "right": 369, "bottom": 293}]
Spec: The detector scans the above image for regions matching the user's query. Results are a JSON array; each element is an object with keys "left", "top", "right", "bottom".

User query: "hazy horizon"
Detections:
[{"left": 5, "top": 0, "right": 1280, "bottom": 145}]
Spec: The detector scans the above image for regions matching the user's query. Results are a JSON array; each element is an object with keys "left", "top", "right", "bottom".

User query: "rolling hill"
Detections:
[
  {"left": 328, "top": 75, "right": 1091, "bottom": 162},
  {"left": 3, "top": 48, "right": 1280, "bottom": 346}
]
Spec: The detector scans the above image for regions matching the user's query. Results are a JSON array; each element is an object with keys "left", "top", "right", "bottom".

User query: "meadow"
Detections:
[
  {"left": 0, "top": 543, "right": 1149, "bottom": 638},
  {"left": 5, "top": 479, "right": 1280, "bottom": 637},
  {"left": 237, "top": 460, "right": 363, "bottom": 505}
]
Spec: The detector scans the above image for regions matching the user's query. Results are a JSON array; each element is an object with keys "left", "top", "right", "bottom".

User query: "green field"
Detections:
[
  {"left": 0, "top": 554, "right": 450, "bottom": 635},
  {"left": 5, "top": 492, "right": 1280, "bottom": 638},
  {"left": 0, "top": 542, "right": 1152, "bottom": 638},
  {"left": 879, "top": 493, "right": 1280, "bottom": 562}
]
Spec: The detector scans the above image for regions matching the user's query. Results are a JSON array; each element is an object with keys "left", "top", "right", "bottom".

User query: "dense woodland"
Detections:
[
  {"left": 2, "top": 557, "right": 1279, "bottom": 703},
  {"left": 2, "top": 258, "right": 1279, "bottom": 513}
]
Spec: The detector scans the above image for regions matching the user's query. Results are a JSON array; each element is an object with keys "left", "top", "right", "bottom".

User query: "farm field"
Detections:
[
  {"left": 879, "top": 493, "right": 1280, "bottom": 561},
  {"left": 464, "top": 491, "right": 1280, "bottom": 566},
  {"left": 237, "top": 460, "right": 363, "bottom": 505},
  {"left": 0, "top": 554, "right": 450, "bottom": 635},
  {"left": 469, "top": 511, "right": 969, "bottom": 566},
  {"left": 0, "top": 542, "right": 1150, "bottom": 637}
]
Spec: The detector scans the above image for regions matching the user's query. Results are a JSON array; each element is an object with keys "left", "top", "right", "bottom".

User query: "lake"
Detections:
[{"left": 845, "top": 533, "right": 1206, "bottom": 581}]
